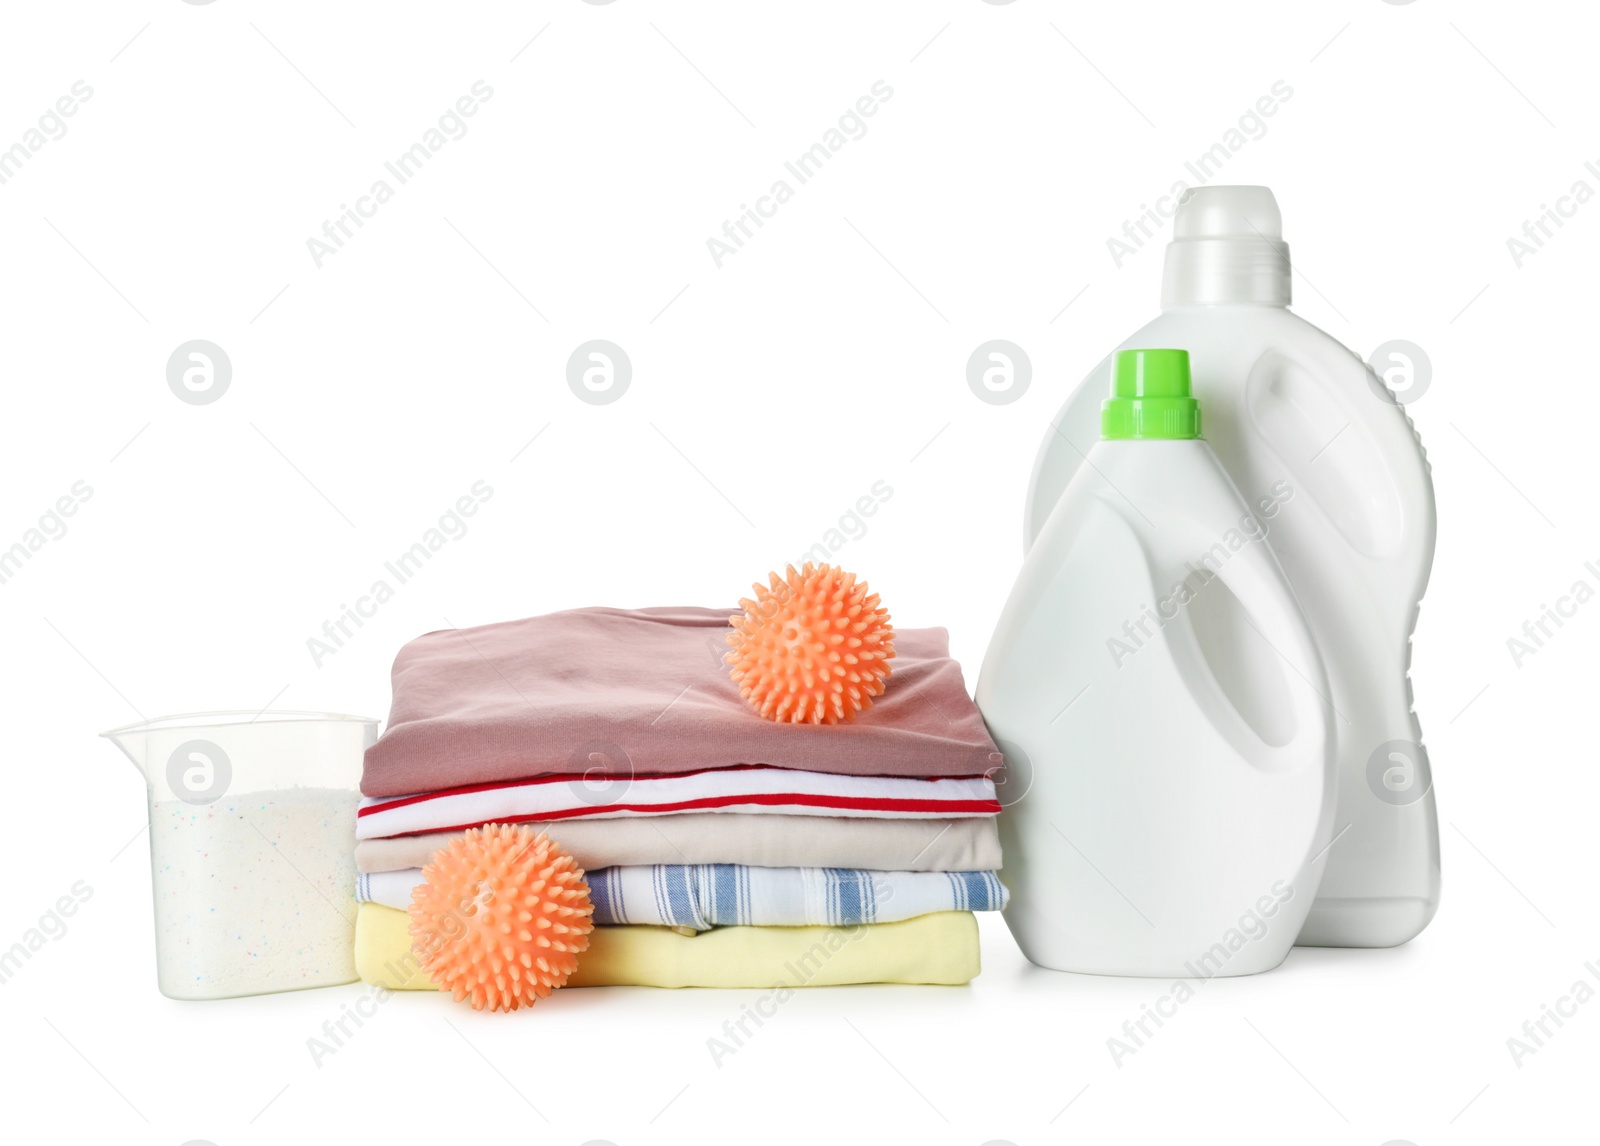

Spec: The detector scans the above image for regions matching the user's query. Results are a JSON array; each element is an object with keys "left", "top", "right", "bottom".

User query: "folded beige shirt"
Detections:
[{"left": 355, "top": 812, "right": 1001, "bottom": 874}]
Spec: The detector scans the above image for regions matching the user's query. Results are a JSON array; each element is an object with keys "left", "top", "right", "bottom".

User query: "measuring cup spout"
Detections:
[{"left": 100, "top": 719, "right": 152, "bottom": 781}]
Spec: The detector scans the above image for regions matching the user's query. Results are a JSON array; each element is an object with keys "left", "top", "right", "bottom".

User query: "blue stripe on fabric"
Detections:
[
  {"left": 588, "top": 868, "right": 616, "bottom": 924},
  {"left": 651, "top": 865, "right": 667, "bottom": 925},
  {"left": 828, "top": 868, "right": 869, "bottom": 926},
  {"left": 949, "top": 870, "right": 1002, "bottom": 911},
  {"left": 659, "top": 866, "right": 683, "bottom": 927},
  {"left": 708, "top": 864, "right": 740, "bottom": 926},
  {"left": 947, "top": 870, "right": 966, "bottom": 911},
  {"left": 986, "top": 871, "right": 1004, "bottom": 910},
  {"left": 665, "top": 865, "right": 702, "bottom": 929}
]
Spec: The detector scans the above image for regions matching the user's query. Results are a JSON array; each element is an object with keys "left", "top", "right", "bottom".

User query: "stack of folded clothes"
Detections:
[{"left": 352, "top": 606, "right": 1006, "bottom": 990}]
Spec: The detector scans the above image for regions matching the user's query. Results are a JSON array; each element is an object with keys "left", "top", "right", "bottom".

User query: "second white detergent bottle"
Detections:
[
  {"left": 1023, "top": 187, "right": 1439, "bottom": 949},
  {"left": 979, "top": 349, "right": 1334, "bottom": 977}
]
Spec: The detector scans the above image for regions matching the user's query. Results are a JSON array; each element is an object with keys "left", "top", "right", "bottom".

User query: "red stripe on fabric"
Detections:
[{"left": 359, "top": 766, "right": 994, "bottom": 817}]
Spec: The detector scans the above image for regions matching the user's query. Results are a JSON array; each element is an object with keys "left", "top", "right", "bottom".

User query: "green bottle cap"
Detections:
[{"left": 1101, "top": 348, "right": 1201, "bottom": 440}]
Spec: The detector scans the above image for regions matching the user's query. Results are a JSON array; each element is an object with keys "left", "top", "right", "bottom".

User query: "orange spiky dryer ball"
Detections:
[
  {"left": 408, "top": 824, "right": 593, "bottom": 1012},
  {"left": 725, "top": 562, "right": 895, "bottom": 724}
]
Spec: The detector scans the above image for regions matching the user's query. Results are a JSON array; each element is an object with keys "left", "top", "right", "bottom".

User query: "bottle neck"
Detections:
[{"left": 1162, "top": 237, "right": 1291, "bottom": 309}]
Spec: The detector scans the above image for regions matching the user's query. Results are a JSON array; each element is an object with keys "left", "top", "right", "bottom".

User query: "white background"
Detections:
[{"left": 2, "top": 1, "right": 1594, "bottom": 1143}]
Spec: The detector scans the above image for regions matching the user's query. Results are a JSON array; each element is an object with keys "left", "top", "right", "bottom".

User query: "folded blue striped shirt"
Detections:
[{"left": 358, "top": 864, "right": 1007, "bottom": 930}]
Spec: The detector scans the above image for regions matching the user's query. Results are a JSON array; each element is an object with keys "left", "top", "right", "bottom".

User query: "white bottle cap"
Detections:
[{"left": 1161, "top": 186, "right": 1291, "bottom": 309}]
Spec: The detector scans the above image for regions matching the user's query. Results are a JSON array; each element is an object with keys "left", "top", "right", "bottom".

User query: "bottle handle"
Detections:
[
  {"left": 1204, "top": 531, "right": 1332, "bottom": 774},
  {"left": 1244, "top": 344, "right": 1435, "bottom": 571}
]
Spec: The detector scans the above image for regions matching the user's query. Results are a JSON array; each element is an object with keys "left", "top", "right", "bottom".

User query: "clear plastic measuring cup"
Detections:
[{"left": 103, "top": 711, "right": 379, "bottom": 1000}]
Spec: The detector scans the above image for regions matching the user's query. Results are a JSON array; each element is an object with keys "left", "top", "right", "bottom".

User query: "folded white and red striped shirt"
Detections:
[{"left": 356, "top": 763, "right": 1001, "bottom": 840}]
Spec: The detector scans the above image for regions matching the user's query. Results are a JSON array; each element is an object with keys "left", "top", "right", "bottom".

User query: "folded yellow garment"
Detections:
[{"left": 356, "top": 902, "right": 979, "bottom": 989}]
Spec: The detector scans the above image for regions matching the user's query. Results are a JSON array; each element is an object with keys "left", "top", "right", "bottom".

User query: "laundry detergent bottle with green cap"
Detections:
[
  {"left": 978, "top": 349, "right": 1334, "bottom": 977},
  {"left": 1025, "top": 187, "right": 1439, "bottom": 949}
]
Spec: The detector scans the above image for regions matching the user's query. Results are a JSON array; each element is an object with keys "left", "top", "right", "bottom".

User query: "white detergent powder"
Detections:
[{"left": 147, "top": 787, "right": 361, "bottom": 999}]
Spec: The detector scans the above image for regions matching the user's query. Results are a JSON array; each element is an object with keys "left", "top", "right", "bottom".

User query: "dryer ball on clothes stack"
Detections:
[
  {"left": 725, "top": 562, "right": 895, "bottom": 725},
  {"left": 408, "top": 824, "right": 593, "bottom": 1012}
]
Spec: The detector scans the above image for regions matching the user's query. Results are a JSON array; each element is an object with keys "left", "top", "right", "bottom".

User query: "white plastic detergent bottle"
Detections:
[
  {"left": 979, "top": 349, "right": 1334, "bottom": 977},
  {"left": 1024, "top": 187, "right": 1439, "bottom": 949}
]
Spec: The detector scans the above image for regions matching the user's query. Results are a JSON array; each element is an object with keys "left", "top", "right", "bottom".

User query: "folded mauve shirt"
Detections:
[{"left": 362, "top": 606, "right": 1000, "bottom": 797}]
